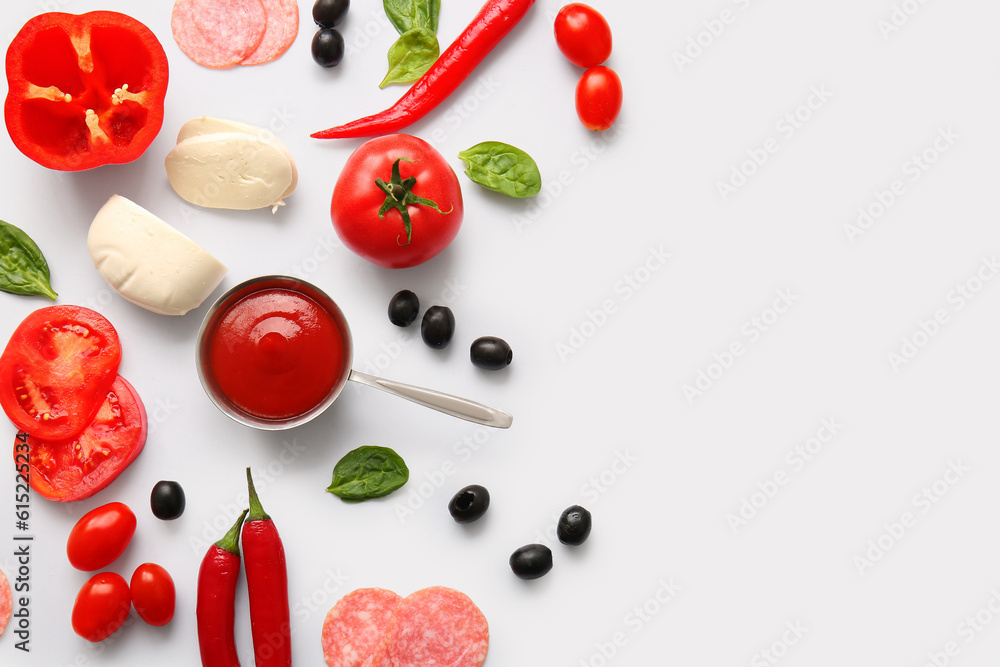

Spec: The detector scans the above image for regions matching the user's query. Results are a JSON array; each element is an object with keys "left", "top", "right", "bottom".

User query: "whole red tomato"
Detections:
[
  {"left": 554, "top": 3, "right": 613, "bottom": 68},
  {"left": 72, "top": 572, "right": 131, "bottom": 642},
  {"left": 66, "top": 502, "right": 136, "bottom": 571},
  {"left": 576, "top": 66, "right": 623, "bottom": 131},
  {"left": 130, "top": 563, "right": 175, "bottom": 626},
  {"left": 331, "top": 134, "right": 463, "bottom": 269}
]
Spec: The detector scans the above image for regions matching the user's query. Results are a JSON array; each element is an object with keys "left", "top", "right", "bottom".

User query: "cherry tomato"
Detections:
[
  {"left": 24, "top": 376, "right": 146, "bottom": 501},
  {"left": 130, "top": 563, "right": 175, "bottom": 626},
  {"left": 0, "top": 306, "right": 121, "bottom": 440},
  {"left": 554, "top": 3, "right": 612, "bottom": 68},
  {"left": 331, "top": 134, "right": 463, "bottom": 269},
  {"left": 72, "top": 572, "right": 131, "bottom": 642},
  {"left": 575, "top": 66, "right": 623, "bottom": 131},
  {"left": 66, "top": 502, "right": 136, "bottom": 571}
]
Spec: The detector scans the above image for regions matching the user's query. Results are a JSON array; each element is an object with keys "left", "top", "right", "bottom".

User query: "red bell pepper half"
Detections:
[{"left": 4, "top": 11, "right": 169, "bottom": 171}]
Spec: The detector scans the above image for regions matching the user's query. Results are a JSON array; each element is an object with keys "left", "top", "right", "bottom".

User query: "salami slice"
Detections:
[
  {"left": 241, "top": 0, "right": 299, "bottom": 66},
  {"left": 171, "top": 0, "right": 267, "bottom": 69},
  {"left": 371, "top": 586, "right": 489, "bottom": 667},
  {"left": 0, "top": 568, "right": 11, "bottom": 638},
  {"left": 322, "top": 588, "right": 403, "bottom": 667}
]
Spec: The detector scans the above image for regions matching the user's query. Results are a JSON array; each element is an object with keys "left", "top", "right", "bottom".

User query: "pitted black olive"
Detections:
[{"left": 448, "top": 484, "right": 490, "bottom": 523}]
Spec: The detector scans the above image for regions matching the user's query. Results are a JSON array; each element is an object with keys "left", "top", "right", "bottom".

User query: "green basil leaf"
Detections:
[
  {"left": 0, "top": 220, "right": 57, "bottom": 300},
  {"left": 326, "top": 445, "right": 409, "bottom": 501},
  {"left": 457, "top": 142, "right": 542, "bottom": 198},
  {"left": 380, "top": 28, "right": 440, "bottom": 89},
  {"left": 383, "top": 0, "right": 440, "bottom": 34}
]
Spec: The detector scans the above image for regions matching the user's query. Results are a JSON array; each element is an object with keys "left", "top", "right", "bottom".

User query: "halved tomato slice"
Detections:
[
  {"left": 23, "top": 375, "right": 146, "bottom": 501},
  {"left": 0, "top": 305, "right": 121, "bottom": 440}
]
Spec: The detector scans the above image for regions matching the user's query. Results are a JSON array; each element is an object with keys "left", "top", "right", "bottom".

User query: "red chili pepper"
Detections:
[
  {"left": 311, "top": 0, "right": 536, "bottom": 139},
  {"left": 196, "top": 509, "right": 248, "bottom": 667},
  {"left": 242, "top": 468, "right": 292, "bottom": 667},
  {"left": 3, "top": 11, "right": 169, "bottom": 170}
]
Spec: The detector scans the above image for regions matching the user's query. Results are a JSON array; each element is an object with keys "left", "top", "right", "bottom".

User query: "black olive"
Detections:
[
  {"left": 557, "top": 505, "right": 592, "bottom": 545},
  {"left": 470, "top": 336, "right": 512, "bottom": 370},
  {"left": 509, "top": 544, "right": 553, "bottom": 580},
  {"left": 313, "top": 0, "right": 350, "bottom": 28},
  {"left": 448, "top": 484, "right": 490, "bottom": 523},
  {"left": 388, "top": 290, "right": 420, "bottom": 327},
  {"left": 421, "top": 305, "right": 455, "bottom": 349},
  {"left": 150, "top": 480, "right": 186, "bottom": 520},
  {"left": 312, "top": 28, "right": 345, "bottom": 68}
]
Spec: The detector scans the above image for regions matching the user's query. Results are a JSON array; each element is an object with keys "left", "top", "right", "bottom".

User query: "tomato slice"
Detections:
[
  {"left": 23, "top": 375, "right": 146, "bottom": 502},
  {"left": 0, "top": 306, "right": 122, "bottom": 440}
]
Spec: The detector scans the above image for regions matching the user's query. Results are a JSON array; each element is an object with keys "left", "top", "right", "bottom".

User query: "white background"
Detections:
[{"left": 2, "top": 0, "right": 1000, "bottom": 665}]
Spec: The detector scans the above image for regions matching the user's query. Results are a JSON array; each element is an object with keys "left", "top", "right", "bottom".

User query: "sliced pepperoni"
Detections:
[
  {"left": 0, "top": 568, "right": 11, "bottom": 638},
  {"left": 371, "top": 587, "right": 489, "bottom": 667},
  {"left": 322, "top": 588, "right": 403, "bottom": 667},
  {"left": 241, "top": 0, "right": 299, "bottom": 66},
  {"left": 171, "top": 0, "right": 267, "bottom": 69}
]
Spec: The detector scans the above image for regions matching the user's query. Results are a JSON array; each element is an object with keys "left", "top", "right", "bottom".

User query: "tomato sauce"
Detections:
[{"left": 205, "top": 288, "right": 348, "bottom": 420}]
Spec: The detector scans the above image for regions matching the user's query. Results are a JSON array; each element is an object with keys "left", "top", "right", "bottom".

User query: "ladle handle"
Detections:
[{"left": 348, "top": 370, "right": 513, "bottom": 429}]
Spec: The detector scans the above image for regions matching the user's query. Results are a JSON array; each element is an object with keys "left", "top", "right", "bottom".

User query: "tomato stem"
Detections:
[
  {"left": 375, "top": 157, "right": 451, "bottom": 247},
  {"left": 246, "top": 468, "right": 270, "bottom": 523}
]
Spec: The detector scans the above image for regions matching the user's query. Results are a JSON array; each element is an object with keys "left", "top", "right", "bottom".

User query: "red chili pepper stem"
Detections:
[
  {"left": 246, "top": 467, "right": 269, "bottom": 522},
  {"left": 218, "top": 508, "right": 248, "bottom": 554},
  {"left": 375, "top": 157, "right": 451, "bottom": 247}
]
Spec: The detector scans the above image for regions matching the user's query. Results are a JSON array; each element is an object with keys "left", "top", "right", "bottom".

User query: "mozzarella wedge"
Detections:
[
  {"left": 176, "top": 116, "right": 298, "bottom": 200},
  {"left": 88, "top": 195, "right": 228, "bottom": 316}
]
